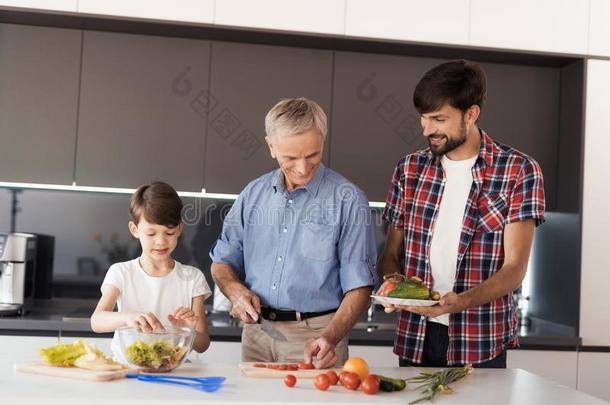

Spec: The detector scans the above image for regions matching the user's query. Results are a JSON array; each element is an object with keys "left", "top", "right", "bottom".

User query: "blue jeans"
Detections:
[{"left": 399, "top": 321, "right": 507, "bottom": 368}]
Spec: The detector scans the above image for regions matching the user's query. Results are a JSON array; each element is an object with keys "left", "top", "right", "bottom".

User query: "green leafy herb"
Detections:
[{"left": 406, "top": 364, "right": 473, "bottom": 404}]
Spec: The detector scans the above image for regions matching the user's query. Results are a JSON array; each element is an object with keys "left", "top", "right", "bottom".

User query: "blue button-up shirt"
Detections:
[{"left": 209, "top": 163, "right": 377, "bottom": 312}]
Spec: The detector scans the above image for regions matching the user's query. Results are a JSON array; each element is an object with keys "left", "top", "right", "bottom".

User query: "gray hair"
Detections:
[{"left": 264, "top": 97, "right": 328, "bottom": 140}]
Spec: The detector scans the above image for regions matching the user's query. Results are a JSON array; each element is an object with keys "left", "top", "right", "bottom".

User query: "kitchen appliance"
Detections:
[{"left": 0, "top": 233, "right": 37, "bottom": 315}]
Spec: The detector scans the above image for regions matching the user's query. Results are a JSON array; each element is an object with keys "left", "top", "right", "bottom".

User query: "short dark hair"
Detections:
[
  {"left": 129, "top": 182, "right": 183, "bottom": 227},
  {"left": 413, "top": 60, "right": 487, "bottom": 115}
]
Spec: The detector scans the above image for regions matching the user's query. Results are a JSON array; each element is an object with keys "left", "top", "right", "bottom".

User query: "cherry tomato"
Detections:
[
  {"left": 342, "top": 372, "right": 361, "bottom": 390},
  {"left": 298, "top": 361, "right": 315, "bottom": 370},
  {"left": 325, "top": 370, "right": 339, "bottom": 385},
  {"left": 278, "top": 364, "right": 287, "bottom": 371},
  {"left": 378, "top": 281, "right": 397, "bottom": 297},
  {"left": 338, "top": 371, "right": 351, "bottom": 386},
  {"left": 286, "top": 365, "right": 298, "bottom": 371},
  {"left": 361, "top": 374, "right": 380, "bottom": 395},
  {"left": 253, "top": 363, "right": 266, "bottom": 368},
  {"left": 284, "top": 374, "right": 297, "bottom": 388},
  {"left": 314, "top": 373, "right": 331, "bottom": 391}
]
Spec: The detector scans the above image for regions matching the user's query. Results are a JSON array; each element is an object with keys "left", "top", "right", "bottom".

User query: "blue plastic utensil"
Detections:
[{"left": 126, "top": 374, "right": 226, "bottom": 392}]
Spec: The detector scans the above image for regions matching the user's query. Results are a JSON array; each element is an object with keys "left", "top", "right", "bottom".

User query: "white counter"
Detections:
[{"left": 1, "top": 358, "right": 607, "bottom": 405}]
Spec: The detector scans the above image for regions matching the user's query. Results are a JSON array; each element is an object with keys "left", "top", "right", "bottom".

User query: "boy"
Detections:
[{"left": 91, "top": 182, "right": 211, "bottom": 362}]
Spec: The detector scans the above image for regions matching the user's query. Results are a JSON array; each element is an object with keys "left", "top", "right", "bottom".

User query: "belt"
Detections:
[{"left": 260, "top": 307, "right": 337, "bottom": 322}]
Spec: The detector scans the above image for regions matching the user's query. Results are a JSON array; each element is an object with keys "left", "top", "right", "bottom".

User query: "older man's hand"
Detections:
[
  {"left": 304, "top": 336, "right": 338, "bottom": 369},
  {"left": 228, "top": 283, "right": 261, "bottom": 324}
]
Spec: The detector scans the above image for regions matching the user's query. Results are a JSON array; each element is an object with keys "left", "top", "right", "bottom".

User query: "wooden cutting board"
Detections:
[
  {"left": 239, "top": 362, "right": 342, "bottom": 379},
  {"left": 15, "top": 362, "right": 131, "bottom": 382}
]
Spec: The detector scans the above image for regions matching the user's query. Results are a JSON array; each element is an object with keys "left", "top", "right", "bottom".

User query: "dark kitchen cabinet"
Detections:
[
  {"left": 478, "top": 62, "right": 560, "bottom": 211},
  {"left": 75, "top": 31, "right": 211, "bottom": 191},
  {"left": 330, "top": 51, "right": 561, "bottom": 208},
  {"left": 203, "top": 42, "right": 333, "bottom": 194},
  {"left": 0, "top": 24, "right": 81, "bottom": 184},
  {"left": 330, "top": 51, "right": 436, "bottom": 202}
]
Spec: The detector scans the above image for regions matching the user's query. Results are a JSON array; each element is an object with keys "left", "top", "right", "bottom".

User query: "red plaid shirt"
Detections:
[{"left": 383, "top": 131, "right": 545, "bottom": 365}]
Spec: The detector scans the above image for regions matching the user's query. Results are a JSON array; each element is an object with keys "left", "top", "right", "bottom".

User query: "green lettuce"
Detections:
[
  {"left": 39, "top": 340, "right": 88, "bottom": 367},
  {"left": 125, "top": 340, "right": 176, "bottom": 370}
]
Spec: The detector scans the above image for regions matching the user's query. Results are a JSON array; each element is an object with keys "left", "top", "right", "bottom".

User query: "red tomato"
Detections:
[
  {"left": 378, "top": 281, "right": 397, "bottom": 297},
  {"left": 284, "top": 374, "right": 297, "bottom": 388},
  {"left": 338, "top": 371, "right": 351, "bottom": 386},
  {"left": 278, "top": 364, "right": 287, "bottom": 371},
  {"left": 286, "top": 365, "right": 298, "bottom": 371},
  {"left": 361, "top": 374, "right": 380, "bottom": 395},
  {"left": 253, "top": 363, "right": 266, "bottom": 368},
  {"left": 298, "top": 362, "right": 315, "bottom": 370},
  {"left": 343, "top": 372, "right": 361, "bottom": 390},
  {"left": 314, "top": 374, "right": 331, "bottom": 391},
  {"left": 325, "top": 370, "right": 339, "bottom": 385}
]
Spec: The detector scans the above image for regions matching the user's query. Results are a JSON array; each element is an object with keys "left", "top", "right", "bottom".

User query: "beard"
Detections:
[{"left": 428, "top": 119, "right": 468, "bottom": 156}]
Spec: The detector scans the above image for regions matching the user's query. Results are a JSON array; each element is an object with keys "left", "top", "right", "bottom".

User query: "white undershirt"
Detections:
[{"left": 429, "top": 154, "right": 478, "bottom": 326}]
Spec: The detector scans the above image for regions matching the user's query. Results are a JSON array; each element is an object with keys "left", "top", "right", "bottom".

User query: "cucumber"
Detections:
[
  {"left": 378, "top": 375, "right": 407, "bottom": 392},
  {"left": 378, "top": 377, "right": 395, "bottom": 392},
  {"left": 387, "top": 283, "right": 430, "bottom": 300}
]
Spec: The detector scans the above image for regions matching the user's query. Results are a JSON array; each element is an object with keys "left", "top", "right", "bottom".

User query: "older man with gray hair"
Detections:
[{"left": 210, "top": 98, "right": 377, "bottom": 368}]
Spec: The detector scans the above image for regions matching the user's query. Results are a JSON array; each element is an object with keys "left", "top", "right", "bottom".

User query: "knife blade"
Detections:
[{"left": 258, "top": 317, "right": 288, "bottom": 342}]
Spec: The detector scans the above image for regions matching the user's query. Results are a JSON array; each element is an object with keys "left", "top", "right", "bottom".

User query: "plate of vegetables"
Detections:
[{"left": 371, "top": 273, "right": 441, "bottom": 307}]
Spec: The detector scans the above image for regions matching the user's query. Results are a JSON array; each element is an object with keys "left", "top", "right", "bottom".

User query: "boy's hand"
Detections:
[
  {"left": 124, "top": 311, "right": 165, "bottom": 333},
  {"left": 168, "top": 307, "right": 199, "bottom": 329}
]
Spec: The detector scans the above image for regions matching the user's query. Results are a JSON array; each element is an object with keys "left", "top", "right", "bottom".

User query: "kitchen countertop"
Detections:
[
  {"left": 2, "top": 358, "right": 607, "bottom": 404},
  {"left": 0, "top": 299, "right": 581, "bottom": 349}
]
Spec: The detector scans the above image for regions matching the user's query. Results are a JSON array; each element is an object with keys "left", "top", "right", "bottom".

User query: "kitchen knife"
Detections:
[{"left": 258, "top": 317, "right": 288, "bottom": 342}]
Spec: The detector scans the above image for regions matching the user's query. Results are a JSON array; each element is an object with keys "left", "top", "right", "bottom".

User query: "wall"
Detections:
[{"left": 580, "top": 59, "right": 610, "bottom": 347}]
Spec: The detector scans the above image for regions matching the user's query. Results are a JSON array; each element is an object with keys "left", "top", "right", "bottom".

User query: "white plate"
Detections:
[{"left": 371, "top": 295, "right": 439, "bottom": 307}]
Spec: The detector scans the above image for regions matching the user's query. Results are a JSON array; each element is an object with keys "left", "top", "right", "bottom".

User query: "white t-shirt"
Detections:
[
  {"left": 101, "top": 258, "right": 212, "bottom": 363},
  {"left": 429, "top": 154, "right": 478, "bottom": 326}
]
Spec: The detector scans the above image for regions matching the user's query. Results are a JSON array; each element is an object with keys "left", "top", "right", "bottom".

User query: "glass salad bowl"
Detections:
[{"left": 117, "top": 325, "right": 195, "bottom": 372}]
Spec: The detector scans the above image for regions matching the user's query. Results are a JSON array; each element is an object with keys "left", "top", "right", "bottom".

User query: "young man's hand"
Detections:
[
  {"left": 168, "top": 307, "right": 199, "bottom": 329},
  {"left": 124, "top": 311, "right": 165, "bottom": 332},
  {"left": 388, "top": 292, "right": 470, "bottom": 318}
]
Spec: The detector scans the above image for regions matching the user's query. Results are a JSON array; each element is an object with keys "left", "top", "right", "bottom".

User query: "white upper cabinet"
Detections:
[
  {"left": 78, "top": 0, "right": 214, "bottom": 24},
  {"left": 214, "top": 0, "right": 345, "bottom": 35},
  {"left": 345, "top": 0, "right": 470, "bottom": 45},
  {"left": 588, "top": 0, "right": 610, "bottom": 57},
  {"left": 470, "top": 0, "right": 590, "bottom": 55},
  {"left": 0, "top": 0, "right": 76, "bottom": 11},
  {"left": 580, "top": 59, "right": 610, "bottom": 346}
]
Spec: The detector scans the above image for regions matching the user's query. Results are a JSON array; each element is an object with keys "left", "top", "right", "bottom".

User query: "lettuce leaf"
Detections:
[
  {"left": 39, "top": 340, "right": 88, "bottom": 367},
  {"left": 125, "top": 340, "right": 176, "bottom": 369}
]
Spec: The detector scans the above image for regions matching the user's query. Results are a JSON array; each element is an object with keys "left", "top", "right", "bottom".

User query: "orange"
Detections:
[{"left": 342, "top": 357, "right": 369, "bottom": 380}]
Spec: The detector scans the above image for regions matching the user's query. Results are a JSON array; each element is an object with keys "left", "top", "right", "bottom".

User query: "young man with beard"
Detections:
[{"left": 378, "top": 60, "right": 545, "bottom": 368}]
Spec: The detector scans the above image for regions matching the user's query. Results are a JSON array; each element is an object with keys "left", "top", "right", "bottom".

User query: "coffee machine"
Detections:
[{"left": 0, "top": 233, "right": 37, "bottom": 315}]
